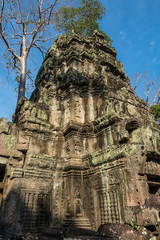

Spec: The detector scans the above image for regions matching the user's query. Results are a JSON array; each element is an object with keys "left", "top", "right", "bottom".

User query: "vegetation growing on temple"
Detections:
[
  {"left": 151, "top": 103, "right": 160, "bottom": 124},
  {"left": 55, "top": 0, "right": 112, "bottom": 43}
]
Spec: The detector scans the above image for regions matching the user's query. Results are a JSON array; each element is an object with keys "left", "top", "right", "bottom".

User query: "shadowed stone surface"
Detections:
[
  {"left": 98, "top": 223, "right": 153, "bottom": 240},
  {"left": 0, "top": 31, "right": 160, "bottom": 239}
]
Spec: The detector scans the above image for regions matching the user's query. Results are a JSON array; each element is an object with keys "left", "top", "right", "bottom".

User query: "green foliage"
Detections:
[
  {"left": 151, "top": 103, "right": 160, "bottom": 124},
  {"left": 55, "top": 0, "right": 112, "bottom": 43},
  {"left": 130, "top": 216, "right": 141, "bottom": 231}
]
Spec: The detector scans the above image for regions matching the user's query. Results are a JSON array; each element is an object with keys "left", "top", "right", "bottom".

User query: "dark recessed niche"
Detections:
[
  {"left": 126, "top": 120, "right": 139, "bottom": 133},
  {"left": 0, "top": 165, "right": 5, "bottom": 182},
  {"left": 149, "top": 185, "right": 160, "bottom": 194},
  {"left": 147, "top": 175, "right": 160, "bottom": 194}
]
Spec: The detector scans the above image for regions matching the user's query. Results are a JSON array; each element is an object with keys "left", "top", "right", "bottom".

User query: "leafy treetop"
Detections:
[
  {"left": 55, "top": 0, "right": 112, "bottom": 43},
  {"left": 151, "top": 103, "right": 160, "bottom": 124}
]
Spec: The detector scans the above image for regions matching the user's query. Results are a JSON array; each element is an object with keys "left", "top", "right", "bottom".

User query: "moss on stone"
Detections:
[{"left": 5, "top": 133, "right": 17, "bottom": 155}]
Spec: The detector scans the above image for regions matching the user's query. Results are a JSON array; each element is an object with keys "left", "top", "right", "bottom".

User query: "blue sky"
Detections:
[
  {"left": 101, "top": 0, "right": 160, "bottom": 76},
  {"left": 101, "top": 0, "right": 160, "bottom": 100},
  {"left": 0, "top": 0, "right": 160, "bottom": 121}
]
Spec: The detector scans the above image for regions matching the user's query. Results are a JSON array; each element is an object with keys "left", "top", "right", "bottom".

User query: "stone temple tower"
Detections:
[{"left": 0, "top": 31, "right": 160, "bottom": 236}]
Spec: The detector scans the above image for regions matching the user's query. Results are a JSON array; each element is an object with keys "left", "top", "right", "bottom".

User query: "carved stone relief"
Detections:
[{"left": 0, "top": 32, "right": 160, "bottom": 236}]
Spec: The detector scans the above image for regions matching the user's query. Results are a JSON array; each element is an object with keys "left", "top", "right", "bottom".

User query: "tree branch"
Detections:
[
  {"left": 152, "top": 81, "right": 160, "bottom": 104},
  {"left": 26, "top": 22, "right": 43, "bottom": 56},
  {"left": 37, "top": 0, "right": 43, "bottom": 20},
  {"left": 34, "top": 36, "right": 56, "bottom": 42},
  {"left": 0, "top": 0, "right": 20, "bottom": 60},
  {"left": 26, "top": 0, "right": 45, "bottom": 55},
  {"left": 16, "top": 0, "right": 23, "bottom": 23},
  {"left": 33, "top": 43, "right": 46, "bottom": 58},
  {"left": 48, "top": 0, "right": 61, "bottom": 24}
]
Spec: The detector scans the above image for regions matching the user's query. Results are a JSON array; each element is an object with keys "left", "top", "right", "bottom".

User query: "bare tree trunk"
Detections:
[
  {"left": 17, "top": 33, "right": 27, "bottom": 104},
  {"left": 17, "top": 57, "right": 27, "bottom": 103}
]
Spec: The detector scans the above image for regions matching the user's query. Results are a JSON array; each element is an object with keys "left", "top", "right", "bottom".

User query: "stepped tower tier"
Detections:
[{"left": 0, "top": 31, "right": 160, "bottom": 237}]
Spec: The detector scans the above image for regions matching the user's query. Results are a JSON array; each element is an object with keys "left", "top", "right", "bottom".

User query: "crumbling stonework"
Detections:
[{"left": 0, "top": 31, "right": 160, "bottom": 238}]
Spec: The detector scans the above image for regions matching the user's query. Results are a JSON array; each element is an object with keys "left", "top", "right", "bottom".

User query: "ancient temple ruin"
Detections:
[{"left": 0, "top": 31, "right": 160, "bottom": 236}]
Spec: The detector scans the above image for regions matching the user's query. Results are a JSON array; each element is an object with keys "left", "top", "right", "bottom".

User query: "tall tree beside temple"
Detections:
[{"left": 0, "top": 0, "right": 68, "bottom": 103}]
